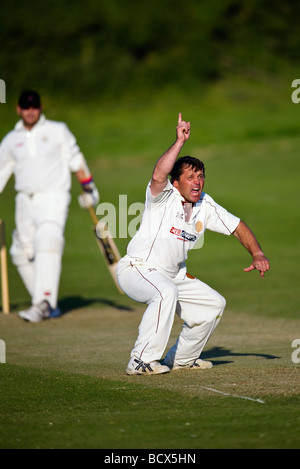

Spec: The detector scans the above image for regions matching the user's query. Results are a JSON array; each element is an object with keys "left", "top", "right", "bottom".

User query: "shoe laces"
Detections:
[{"left": 133, "top": 358, "right": 153, "bottom": 372}]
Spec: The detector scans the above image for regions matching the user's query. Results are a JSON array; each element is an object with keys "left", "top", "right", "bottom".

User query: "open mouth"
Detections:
[{"left": 191, "top": 187, "right": 200, "bottom": 196}]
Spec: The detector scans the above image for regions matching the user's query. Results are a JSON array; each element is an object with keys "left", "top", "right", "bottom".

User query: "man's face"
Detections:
[
  {"left": 17, "top": 105, "right": 42, "bottom": 130},
  {"left": 173, "top": 164, "right": 205, "bottom": 203}
]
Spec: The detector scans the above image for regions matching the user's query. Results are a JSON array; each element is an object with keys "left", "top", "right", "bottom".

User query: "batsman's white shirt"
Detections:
[
  {"left": 0, "top": 115, "right": 84, "bottom": 194},
  {"left": 0, "top": 115, "right": 86, "bottom": 309},
  {"left": 121, "top": 179, "right": 240, "bottom": 278}
]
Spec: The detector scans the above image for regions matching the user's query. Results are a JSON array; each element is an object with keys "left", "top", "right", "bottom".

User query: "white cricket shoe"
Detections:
[
  {"left": 18, "top": 300, "right": 51, "bottom": 323},
  {"left": 165, "top": 358, "right": 213, "bottom": 370},
  {"left": 126, "top": 357, "right": 170, "bottom": 375}
]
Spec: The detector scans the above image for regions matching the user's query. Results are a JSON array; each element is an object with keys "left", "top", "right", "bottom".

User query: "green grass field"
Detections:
[{"left": 0, "top": 78, "right": 299, "bottom": 449}]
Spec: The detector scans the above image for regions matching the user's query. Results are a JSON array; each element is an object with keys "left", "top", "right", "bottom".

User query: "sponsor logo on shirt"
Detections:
[{"left": 170, "top": 226, "right": 197, "bottom": 242}]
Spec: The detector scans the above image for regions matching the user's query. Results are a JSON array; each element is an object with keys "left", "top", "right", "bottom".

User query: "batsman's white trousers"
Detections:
[
  {"left": 117, "top": 256, "right": 226, "bottom": 366},
  {"left": 10, "top": 191, "right": 70, "bottom": 308}
]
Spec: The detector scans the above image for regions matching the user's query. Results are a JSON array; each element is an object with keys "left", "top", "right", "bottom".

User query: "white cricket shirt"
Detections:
[
  {"left": 127, "top": 180, "right": 240, "bottom": 278},
  {"left": 0, "top": 115, "right": 84, "bottom": 194}
]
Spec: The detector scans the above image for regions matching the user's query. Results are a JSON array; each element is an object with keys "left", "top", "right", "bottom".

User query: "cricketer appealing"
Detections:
[{"left": 117, "top": 113, "right": 270, "bottom": 375}]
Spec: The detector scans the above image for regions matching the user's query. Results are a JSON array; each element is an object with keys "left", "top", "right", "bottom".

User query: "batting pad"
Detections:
[{"left": 33, "top": 251, "right": 62, "bottom": 309}]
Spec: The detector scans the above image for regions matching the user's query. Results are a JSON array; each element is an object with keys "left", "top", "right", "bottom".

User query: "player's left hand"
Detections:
[
  {"left": 244, "top": 253, "right": 270, "bottom": 278},
  {"left": 78, "top": 182, "right": 100, "bottom": 209}
]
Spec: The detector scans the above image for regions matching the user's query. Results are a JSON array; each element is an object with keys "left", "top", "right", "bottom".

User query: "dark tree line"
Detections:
[{"left": 0, "top": 0, "right": 299, "bottom": 101}]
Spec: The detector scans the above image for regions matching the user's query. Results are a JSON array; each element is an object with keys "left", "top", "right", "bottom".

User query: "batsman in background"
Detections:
[
  {"left": 0, "top": 90, "right": 99, "bottom": 322},
  {"left": 117, "top": 113, "right": 270, "bottom": 375}
]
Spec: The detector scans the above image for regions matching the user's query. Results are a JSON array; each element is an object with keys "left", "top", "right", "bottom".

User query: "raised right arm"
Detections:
[{"left": 150, "top": 113, "right": 190, "bottom": 197}]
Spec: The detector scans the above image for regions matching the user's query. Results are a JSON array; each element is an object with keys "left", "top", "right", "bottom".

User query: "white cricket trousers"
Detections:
[
  {"left": 117, "top": 256, "right": 226, "bottom": 366},
  {"left": 9, "top": 191, "right": 70, "bottom": 308}
]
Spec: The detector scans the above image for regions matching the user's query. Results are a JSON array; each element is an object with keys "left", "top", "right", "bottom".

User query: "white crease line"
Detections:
[{"left": 199, "top": 386, "right": 265, "bottom": 404}]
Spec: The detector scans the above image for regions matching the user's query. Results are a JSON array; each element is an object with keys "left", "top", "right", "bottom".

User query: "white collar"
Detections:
[{"left": 15, "top": 114, "right": 46, "bottom": 132}]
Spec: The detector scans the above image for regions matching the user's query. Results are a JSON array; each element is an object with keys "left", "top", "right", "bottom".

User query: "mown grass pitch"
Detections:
[
  {"left": 0, "top": 79, "right": 299, "bottom": 449},
  {"left": 0, "top": 306, "right": 299, "bottom": 449}
]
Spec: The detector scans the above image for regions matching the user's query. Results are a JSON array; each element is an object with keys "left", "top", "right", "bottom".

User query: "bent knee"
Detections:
[
  {"left": 214, "top": 292, "right": 226, "bottom": 312},
  {"left": 10, "top": 230, "right": 33, "bottom": 266}
]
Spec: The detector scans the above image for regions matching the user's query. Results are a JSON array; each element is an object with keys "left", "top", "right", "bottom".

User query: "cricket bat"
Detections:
[{"left": 87, "top": 206, "right": 124, "bottom": 294}]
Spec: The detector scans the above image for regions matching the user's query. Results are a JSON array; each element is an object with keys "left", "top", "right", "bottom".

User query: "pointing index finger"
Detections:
[{"left": 178, "top": 112, "right": 182, "bottom": 125}]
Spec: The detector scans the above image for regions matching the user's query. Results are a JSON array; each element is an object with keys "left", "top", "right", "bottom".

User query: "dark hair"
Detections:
[{"left": 170, "top": 156, "right": 205, "bottom": 183}]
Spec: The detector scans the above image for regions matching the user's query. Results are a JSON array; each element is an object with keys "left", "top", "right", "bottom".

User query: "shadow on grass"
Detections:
[
  {"left": 9, "top": 296, "right": 134, "bottom": 315},
  {"left": 202, "top": 346, "right": 281, "bottom": 365},
  {"left": 58, "top": 296, "right": 134, "bottom": 314}
]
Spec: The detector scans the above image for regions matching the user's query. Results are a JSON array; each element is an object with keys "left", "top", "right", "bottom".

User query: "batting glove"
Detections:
[{"left": 78, "top": 177, "right": 100, "bottom": 209}]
